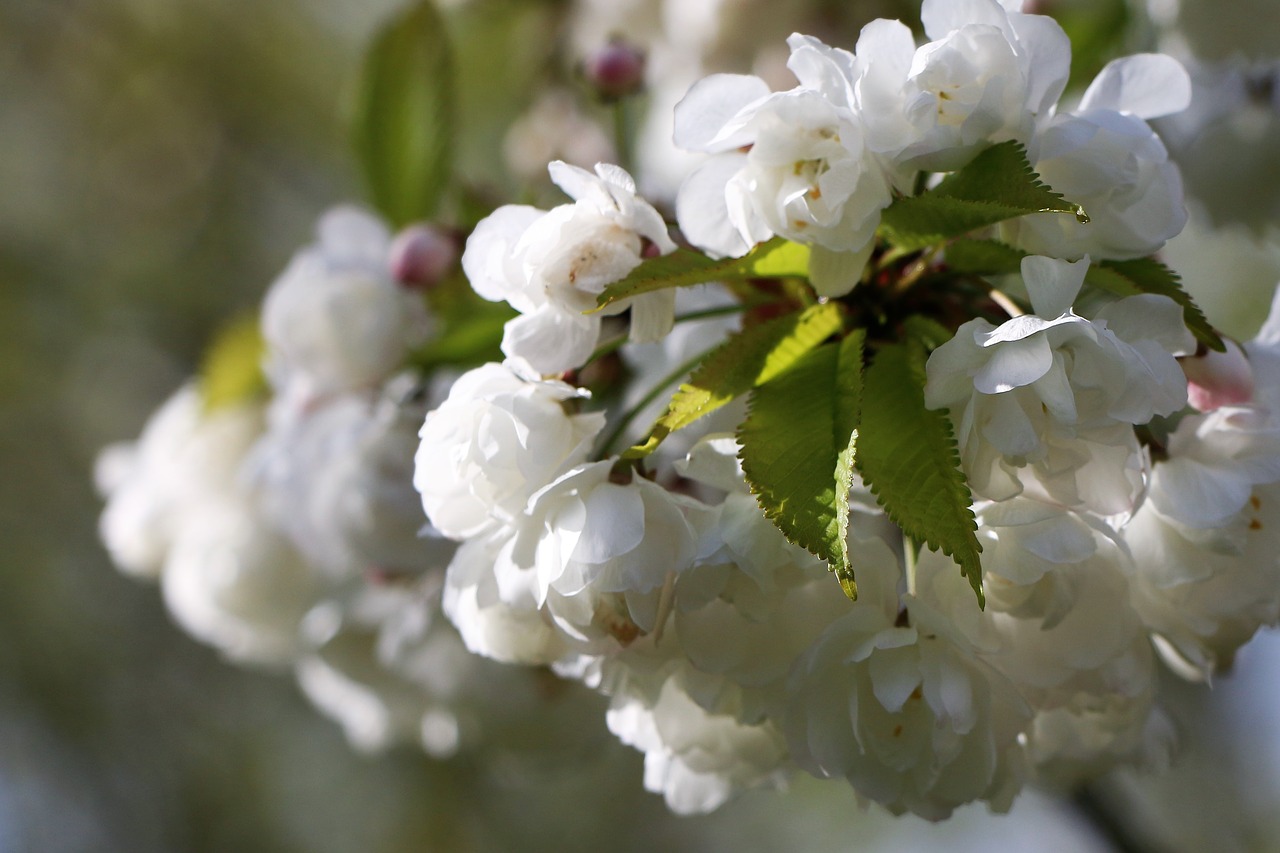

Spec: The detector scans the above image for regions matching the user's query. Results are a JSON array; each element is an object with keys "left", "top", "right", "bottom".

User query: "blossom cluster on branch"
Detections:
[{"left": 97, "top": 0, "right": 1280, "bottom": 823}]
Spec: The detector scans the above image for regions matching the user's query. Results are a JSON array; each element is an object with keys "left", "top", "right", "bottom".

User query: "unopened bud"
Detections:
[
  {"left": 1182, "top": 339, "right": 1255, "bottom": 412},
  {"left": 389, "top": 224, "right": 458, "bottom": 289},
  {"left": 582, "top": 38, "right": 646, "bottom": 101}
]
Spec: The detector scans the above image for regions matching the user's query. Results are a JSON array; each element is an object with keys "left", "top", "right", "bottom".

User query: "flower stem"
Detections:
[{"left": 595, "top": 344, "right": 719, "bottom": 458}]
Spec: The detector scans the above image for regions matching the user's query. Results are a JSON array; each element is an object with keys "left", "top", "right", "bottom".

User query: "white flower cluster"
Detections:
[
  {"left": 674, "top": 0, "right": 1189, "bottom": 295},
  {"left": 96, "top": 0, "right": 1280, "bottom": 830},
  {"left": 98, "top": 208, "right": 596, "bottom": 758}
]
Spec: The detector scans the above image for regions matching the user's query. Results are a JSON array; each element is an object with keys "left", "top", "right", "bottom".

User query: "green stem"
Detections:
[
  {"left": 596, "top": 344, "right": 719, "bottom": 458},
  {"left": 613, "top": 98, "right": 634, "bottom": 174},
  {"left": 582, "top": 302, "right": 759, "bottom": 368}
]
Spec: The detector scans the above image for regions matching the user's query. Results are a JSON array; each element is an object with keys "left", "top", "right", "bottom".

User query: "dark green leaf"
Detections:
[
  {"left": 354, "top": 1, "right": 456, "bottom": 226},
  {"left": 626, "top": 302, "right": 843, "bottom": 459},
  {"left": 1085, "top": 258, "right": 1224, "bottom": 352},
  {"left": 857, "top": 339, "right": 984, "bottom": 607},
  {"left": 595, "top": 238, "right": 811, "bottom": 310},
  {"left": 943, "top": 238, "right": 1027, "bottom": 277},
  {"left": 880, "top": 141, "right": 1079, "bottom": 251},
  {"left": 738, "top": 330, "right": 865, "bottom": 587}
]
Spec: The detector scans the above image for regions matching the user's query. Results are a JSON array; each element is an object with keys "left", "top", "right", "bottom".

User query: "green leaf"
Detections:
[
  {"left": 943, "top": 238, "right": 1027, "bottom": 277},
  {"left": 409, "top": 278, "right": 516, "bottom": 372},
  {"left": 880, "top": 141, "right": 1079, "bottom": 252},
  {"left": 199, "top": 314, "right": 267, "bottom": 413},
  {"left": 1084, "top": 258, "right": 1225, "bottom": 352},
  {"left": 625, "top": 302, "right": 843, "bottom": 458},
  {"left": 595, "top": 237, "right": 811, "bottom": 311},
  {"left": 856, "top": 339, "right": 984, "bottom": 607},
  {"left": 353, "top": 1, "right": 456, "bottom": 226},
  {"left": 738, "top": 330, "right": 865, "bottom": 589}
]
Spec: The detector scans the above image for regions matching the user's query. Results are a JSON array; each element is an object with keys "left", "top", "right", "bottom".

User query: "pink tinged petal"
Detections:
[
  {"left": 1021, "top": 254, "right": 1088, "bottom": 317},
  {"left": 808, "top": 241, "right": 874, "bottom": 298},
  {"left": 676, "top": 153, "right": 759, "bottom": 258},
  {"left": 673, "top": 74, "right": 771, "bottom": 153},
  {"left": 974, "top": 334, "right": 1053, "bottom": 393},
  {"left": 1184, "top": 341, "right": 1255, "bottom": 412},
  {"left": 1080, "top": 54, "right": 1192, "bottom": 120}
]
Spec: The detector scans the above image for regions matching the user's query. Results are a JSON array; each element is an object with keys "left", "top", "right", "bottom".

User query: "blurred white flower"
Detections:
[
  {"left": 261, "top": 206, "right": 432, "bottom": 407},
  {"left": 96, "top": 385, "right": 262, "bottom": 579},
  {"left": 162, "top": 495, "right": 323, "bottom": 667}
]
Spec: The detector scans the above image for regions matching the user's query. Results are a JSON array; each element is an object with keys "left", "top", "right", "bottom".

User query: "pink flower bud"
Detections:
[
  {"left": 388, "top": 224, "right": 458, "bottom": 289},
  {"left": 581, "top": 38, "right": 646, "bottom": 101},
  {"left": 1182, "top": 340, "right": 1255, "bottom": 411}
]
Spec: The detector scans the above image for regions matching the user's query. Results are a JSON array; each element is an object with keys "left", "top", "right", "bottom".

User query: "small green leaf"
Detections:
[
  {"left": 1085, "top": 258, "right": 1225, "bottom": 352},
  {"left": 626, "top": 302, "right": 843, "bottom": 458},
  {"left": 856, "top": 339, "right": 984, "bottom": 607},
  {"left": 943, "top": 238, "right": 1027, "bottom": 277},
  {"left": 880, "top": 141, "right": 1078, "bottom": 252},
  {"left": 199, "top": 314, "right": 267, "bottom": 413},
  {"left": 738, "top": 330, "right": 864, "bottom": 585},
  {"left": 595, "top": 237, "right": 811, "bottom": 310},
  {"left": 354, "top": 1, "right": 456, "bottom": 226}
]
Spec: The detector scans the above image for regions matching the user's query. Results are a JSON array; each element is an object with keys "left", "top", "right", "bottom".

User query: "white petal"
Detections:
[
  {"left": 1021, "top": 254, "right": 1088, "bottom": 318},
  {"left": 975, "top": 335, "right": 1053, "bottom": 393},
  {"left": 501, "top": 307, "right": 599, "bottom": 375},
  {"left": 921, "top": 0, "right": 1008, "bottom": 40},
  {"left": 628, "top": 290, "right": 676, "bottom": 344},
  {"left": 1080, "top": 54, "right": 1192, "bottom": 120},
  {"left": 673, "top": 74, "right": 771, "bottom": 153},
  {"left": 808, "top": 241, "right": 873, "bottom": 298},
  {"left": 462, "top": 205, "right": 543, "bottom": 303},
  {"left": 676, "top": 153, "right": 759, "bottom": 258}
]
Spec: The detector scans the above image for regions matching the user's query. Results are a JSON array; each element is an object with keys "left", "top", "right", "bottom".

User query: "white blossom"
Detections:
[
  {"left": 463, "top": 162, "right": 677, "bottom": 374},
  {"left": 925, "top": 254, "right": 1194, "bottom": 514},
  {"left": 162, "top": 495, "right": 323, "bottom": 667},
  {"left": 96, "top": 386, "right": 263, "bottom": 579},
  {"left": 852, "top": 0, "right": 1071, "bottom": 171},
  {"left": 254, "top": 384, "right": 454, "bottom": 580},
  {"left": 1002, "top": 55, "right": 1192, "bottom": 260},
  {"left": 673, "top": 35, "right": 892, "bottom": 296},
  {"left": 782, "top": 539, "right": 1031, "bottom": 820},
  {"left": 261, "top": 206, "right": 431, "bottom": 406},
  {"left": 414, "top": 359, "right": 605, "bottom": 541}
]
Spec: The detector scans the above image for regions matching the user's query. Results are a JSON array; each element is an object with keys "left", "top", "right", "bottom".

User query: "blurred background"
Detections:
[{"left": 5, "top": 0, "right": 1280, "bottom": 850}]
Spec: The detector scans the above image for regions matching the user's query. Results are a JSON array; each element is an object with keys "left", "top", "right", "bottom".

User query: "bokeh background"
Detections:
[{"left": 6, "top": 0, "right": 1280, "bottom": 850}]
